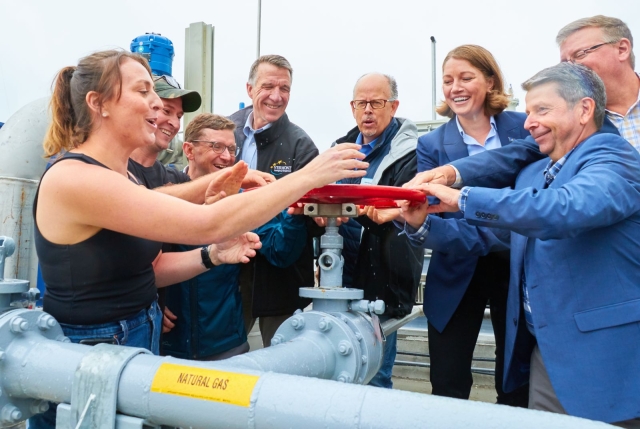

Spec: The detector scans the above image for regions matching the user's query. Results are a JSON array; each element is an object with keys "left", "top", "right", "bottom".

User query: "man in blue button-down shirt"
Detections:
[{"left": 228, "top": 55, "right": 319, "bottom": 348}]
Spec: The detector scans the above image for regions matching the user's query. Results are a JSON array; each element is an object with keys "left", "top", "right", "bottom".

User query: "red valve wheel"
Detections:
[{"left": 294, "top": 184, "right": 426, "bottom": 208}]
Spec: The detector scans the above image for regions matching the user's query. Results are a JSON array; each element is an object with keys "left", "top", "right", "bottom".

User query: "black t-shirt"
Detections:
[{"left": 127, "top": 159, "right": 190, "bottom": 189}]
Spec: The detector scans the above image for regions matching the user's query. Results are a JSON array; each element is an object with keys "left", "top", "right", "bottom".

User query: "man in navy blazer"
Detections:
[
  {"left": 408, "top": 15, "right": 638, "bottom": 190},
  {"left": 402, "top": 63, "right": 640, "bottom": 426}
]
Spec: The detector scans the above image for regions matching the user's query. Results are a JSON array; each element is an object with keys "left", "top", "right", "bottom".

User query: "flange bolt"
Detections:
[
  {"left": 30, "top": 400, "right": 49, "bottom": 414},
  {"left": 337, "top": 371, "right": 352, "bottom": 383},
  {"left": 318, "top": 318, "right": 332, "bottom": 332},
  {"left": 271, "top": 334, "right": 284, "bottom": 346},
  {"left": 338, "top": 341, "right": 352, "bottom": 356},
  {"left": 1, "top": 405, "right": 22, "bottom": 423},
  {"left": 290, "top": 316, "right": 305, "bottom": 330},
  {"left": 9, "top": 317, "right": 29, "bottom": 334},
  {"left": 37, "top": 314, "right": 57, "bottom": 331}
]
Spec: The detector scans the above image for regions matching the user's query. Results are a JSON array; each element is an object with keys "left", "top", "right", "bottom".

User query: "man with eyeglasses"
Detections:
[
  {"left": 407, "top": 15, "right": 639, "bottom": 189},
  {"left": 159, "top": 113, "right": 307, "bottom": 361},
  {"left": 330, "top": 72, "right": 422, "bottom": 389},
  {"left": 228, "top": 55, "right": 319, "bottom": 348},
  {"left": 129, "top": 77, "right": 274, "bottom": 337}
]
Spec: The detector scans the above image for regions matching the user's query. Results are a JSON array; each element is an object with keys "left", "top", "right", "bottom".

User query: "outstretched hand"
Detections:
[
  {"left": 405, "top": 165, "right": 457, "bottom": 188},
  {"left": 242, "top": 169, "right": 276, "bottom": 188},
  {"left": 360, "top": 206, "right": 402, "bottom": 225},
  {"left": 302, "top": 144, "right": 369, "bottom": 188},
  {"left": 416, "top": 183, "right": 461, "bottom": 213},
  {"left": 204, "top": 162, "right": 248, "bottom": 205},
  {"left": 209, "top": 232, "right": 262, "bottom": 265}
]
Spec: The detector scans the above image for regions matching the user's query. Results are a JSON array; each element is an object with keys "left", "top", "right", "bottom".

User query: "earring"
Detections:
[{"left": 102, "top": 112, "right": 108, "bottom": 118}]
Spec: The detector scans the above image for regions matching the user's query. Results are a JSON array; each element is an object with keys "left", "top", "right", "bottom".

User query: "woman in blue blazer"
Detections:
[{"left": 415, "top": 45, "right": 530, "bottom": 405}]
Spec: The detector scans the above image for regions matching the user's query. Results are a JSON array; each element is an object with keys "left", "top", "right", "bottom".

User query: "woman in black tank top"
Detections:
[
  {"left": 34, "top": 50, "right": 368, "bottom": 344},
  {"left": 30, "top": 48, "right": 368, "bottom": 429}
]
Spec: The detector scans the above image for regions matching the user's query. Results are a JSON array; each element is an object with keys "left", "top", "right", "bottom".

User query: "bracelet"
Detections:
[{"left": 201, "top": 245, "right": 215, "bottom": 269}]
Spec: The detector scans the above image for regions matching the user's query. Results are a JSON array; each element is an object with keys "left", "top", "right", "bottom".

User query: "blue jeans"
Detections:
[
  {"left": 368, "top": 330, "right": 397, "bottom": 389},
  {"left": 28, "top": 301, "right": 162, "bottom": 429}
]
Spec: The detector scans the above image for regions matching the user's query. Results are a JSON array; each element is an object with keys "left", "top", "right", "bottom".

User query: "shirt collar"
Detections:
[
  {"left": 606, "top": 72, "right": 640, "bottom": 118},
  {"left": 543, "top": 147, "right": 577, "bottom": 187},
  {"left": 243, "top": 111, "right": 273, "bottom": 138},
  {"left": 355, "top": 118, "right": 397, "bottom": 148},
  {"left": 455, "top": 115, "right": 497, "bottom": 139}
]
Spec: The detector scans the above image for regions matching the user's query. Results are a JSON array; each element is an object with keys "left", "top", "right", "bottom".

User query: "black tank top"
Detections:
[{"left": 34, "top": 153, "right": 161, "bottom": 325}]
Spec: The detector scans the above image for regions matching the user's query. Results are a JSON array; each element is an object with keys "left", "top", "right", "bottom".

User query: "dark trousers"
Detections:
[{"left": 428, "top": 254, "right": 529, "bottom": 406}]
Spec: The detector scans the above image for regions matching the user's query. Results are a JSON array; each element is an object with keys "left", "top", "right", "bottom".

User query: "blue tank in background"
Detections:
[{"left": 130, "top": 33, "right": 175, "bottom": 76}]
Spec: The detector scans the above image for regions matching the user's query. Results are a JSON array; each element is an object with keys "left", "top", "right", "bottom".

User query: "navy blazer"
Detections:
[
  {"left": 465, "top": 133, "right": 640, "bottom": 423},
  {"left": 416, "top": 111, "right": 530, "bottom": 332},
  {"left": 451, "top": 116, "right": 620, "bottom": 188}
]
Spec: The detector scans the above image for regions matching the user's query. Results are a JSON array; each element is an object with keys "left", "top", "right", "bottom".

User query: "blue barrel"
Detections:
[{"left": 130, "top": 33, "right": 175, "bottom": 76}]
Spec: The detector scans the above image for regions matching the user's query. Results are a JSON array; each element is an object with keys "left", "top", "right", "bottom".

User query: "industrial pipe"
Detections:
[{"left": 0, "top": 309, "right": 611, "bottom": 428}]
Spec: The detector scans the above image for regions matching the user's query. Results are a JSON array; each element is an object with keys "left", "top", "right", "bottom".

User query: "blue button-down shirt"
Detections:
[
  {"left": 404, "top": 116, "right": 502, "bottom": 239},
  {"left": 241, "top": 112, "right": 272, "bottom": 170},
  {"left": 456, "top": 115, "right": 501, "bottom": 155}
]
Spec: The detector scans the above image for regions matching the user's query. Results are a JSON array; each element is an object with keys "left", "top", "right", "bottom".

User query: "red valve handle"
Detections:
[{"left": 293, "top": 184, "right": 426, "bottom": 208}]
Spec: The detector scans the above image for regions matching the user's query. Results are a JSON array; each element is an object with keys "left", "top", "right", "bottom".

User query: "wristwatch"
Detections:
[{"left": 201, "top": 245, "right": 215, "bottom": 269}]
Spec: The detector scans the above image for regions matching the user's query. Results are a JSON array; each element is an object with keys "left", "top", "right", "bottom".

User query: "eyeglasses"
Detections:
[
  {"left": 191, "top": 140, "right": 237, "bottom": 156},
  {"left": 568, "top": 41, "right": 617, "bottom": 63},
  {"left": 350, "top": 99, "right": 395, "bottom": 110},
  {"left": 153, "top": 75, "right": 182, "bottom": 89}
]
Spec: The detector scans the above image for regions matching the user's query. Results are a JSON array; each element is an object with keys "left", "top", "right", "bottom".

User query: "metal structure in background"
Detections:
[
  {"left": 256, "top": 0, "right": 262, "bottom": 59},
  {"left": 184, "top": 22, "right": 214, "bottom": 122},
  {"left": 0, "top": 98, "right": 49, "bottom": 292},
  {"left": 430, "top": 36, "right": 437, "bottom": 120}
]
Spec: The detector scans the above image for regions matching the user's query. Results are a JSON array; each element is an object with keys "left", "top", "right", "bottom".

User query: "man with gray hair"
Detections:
[
  {"left": 408, "top": 14, "right": 639, "bottom": 189},
  {"left": 401, "top": 62, "right": 640, "bottom": 426},
  {"left": 330, "top": 72, "right": 422, "bottom": 388},
  {"left": 228, "top": 55, "right": 319, "bottom": 347}
]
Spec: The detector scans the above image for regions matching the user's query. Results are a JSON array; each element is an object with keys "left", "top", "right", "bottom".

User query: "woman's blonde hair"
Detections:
[
  {"left": 44, "top": 50, "right": 151, "bottom": 157},
  {"left": 436, "top": 45, "right": 510, "bottom": 119}
]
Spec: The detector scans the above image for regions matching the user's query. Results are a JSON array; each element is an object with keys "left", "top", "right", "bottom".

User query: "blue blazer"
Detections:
[
  {"left": 450, "top": 116, "right": 620, "bottom": 188},
  {"left": 416, "top": 111, "right": 530, "bottom": 332},
  {"left": 465, "top": 133, "right": 640, "bottom": 423}
]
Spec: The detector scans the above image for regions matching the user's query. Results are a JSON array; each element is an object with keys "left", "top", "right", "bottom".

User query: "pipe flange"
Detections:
[
  {"left": 0, "top": 309, "right": 64, "bottom": 422},
  {"left": 336, "top": 311, "right": 383, "bottom": 384},
  {"left": 274, "top": 311, "right": 363, "bottom": 383},
  {"left": 298, "top": 287, "right": 363, "bottom": 300}
]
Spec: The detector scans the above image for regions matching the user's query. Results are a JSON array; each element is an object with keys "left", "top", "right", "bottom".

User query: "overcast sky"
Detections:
[{"left": 1, "top": 0, "right": 638, "bottom": 151}]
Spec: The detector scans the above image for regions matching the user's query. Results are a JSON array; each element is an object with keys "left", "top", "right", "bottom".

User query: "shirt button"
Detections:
[{"left": 513, "top": 318, "right": 517, "bottom": 326}]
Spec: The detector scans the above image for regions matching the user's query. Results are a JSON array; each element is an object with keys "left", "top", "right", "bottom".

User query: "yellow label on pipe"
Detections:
[{"left": 151, "top": 363, "right": 259, "bottom": 407}]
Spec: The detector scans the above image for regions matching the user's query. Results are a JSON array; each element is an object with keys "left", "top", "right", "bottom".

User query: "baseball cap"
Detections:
[{"left": 153, "top": 75, "right": 202, "bottom": 113}]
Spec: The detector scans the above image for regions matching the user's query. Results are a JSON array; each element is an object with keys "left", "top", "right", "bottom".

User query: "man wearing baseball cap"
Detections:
[{"left": 128, "top": 75, "right": 202, "bottom": 188}]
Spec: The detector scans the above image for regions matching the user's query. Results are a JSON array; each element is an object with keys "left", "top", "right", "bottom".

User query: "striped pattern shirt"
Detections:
[{"left": 606, "top": 73, "right": 640, "bottom": 153}]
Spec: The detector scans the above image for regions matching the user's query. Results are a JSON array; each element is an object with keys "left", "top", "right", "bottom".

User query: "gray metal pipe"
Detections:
[{"left": 0, "top": 309, "right": 612, "bottom": 428}]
